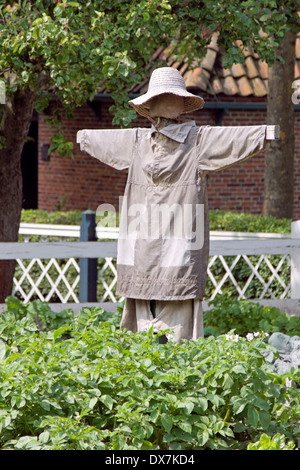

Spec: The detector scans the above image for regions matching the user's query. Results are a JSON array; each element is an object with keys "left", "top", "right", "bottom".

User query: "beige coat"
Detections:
[{"left": 79, "top": 120, "right": 267, "bottom": 302}]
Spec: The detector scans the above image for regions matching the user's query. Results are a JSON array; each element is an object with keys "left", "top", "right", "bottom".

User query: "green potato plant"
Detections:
[{"left": 0, "top": 297, "right": 299, "bottom": 450}]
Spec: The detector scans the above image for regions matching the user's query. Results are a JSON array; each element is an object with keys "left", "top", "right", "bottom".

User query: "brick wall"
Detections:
[{"left": 38, "top": 96, "right": 300, "bottom": 219}]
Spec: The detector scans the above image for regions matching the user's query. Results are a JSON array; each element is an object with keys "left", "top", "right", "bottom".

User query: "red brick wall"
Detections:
[
  {"left": 38, "top": 103, "right": 128, "bottom": 213},
  {"left": 38, "top": 97, "right": 300, "bottom": 219}
]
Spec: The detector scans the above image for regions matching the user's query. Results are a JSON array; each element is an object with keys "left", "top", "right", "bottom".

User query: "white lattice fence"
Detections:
[
  {"left": 206, "top": 253, "right": 291, "bottom": 300},
  {"left": 14, "top": 224, "right": 120, "bottom": 303},
  {"left": 97, "top": 257, "right": 121, "bottom": 303},
  {"left": 14, "top": 258, "right": 80, "bottom": 303},
  {"left": 8, "top": 223, "right": 299, "bottom": 304},
  {"left": 14, "top": 225, "right": 80, "bottom": 303}
]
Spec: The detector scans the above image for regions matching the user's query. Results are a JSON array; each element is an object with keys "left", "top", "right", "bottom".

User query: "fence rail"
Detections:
[
  {"left": 1, "top": 241, "right": 117, "bottom": 260},
  {"left": 0, "top": 212, "right": 299, "bottom": 312},
  {"left": 3, "top": 238, "right": 300, "bottom": 259}
]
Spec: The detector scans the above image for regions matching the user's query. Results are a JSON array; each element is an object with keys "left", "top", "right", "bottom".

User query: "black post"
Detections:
[{"left": 79, "top": 210, "right": 98, "bottom": 302}]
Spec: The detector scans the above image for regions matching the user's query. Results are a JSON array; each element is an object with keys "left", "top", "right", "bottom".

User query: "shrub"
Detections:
[
  {"left": 20, "top": 209, "right": 83, "bottom": 226},
  {"left": 20, "top": 209, "right": 291, "bottom": 233},
  {"left": 0, "top": 297, "right": 299, "bottom": 450},
  {"left": 204, "top": 295, "right": 300, "bottom": 338},
  {"left": 247, "top": 433, "right": 295, "bottom": 450},
  {"left": 209, "top": 210, "right": 291, "bottom": 234}
]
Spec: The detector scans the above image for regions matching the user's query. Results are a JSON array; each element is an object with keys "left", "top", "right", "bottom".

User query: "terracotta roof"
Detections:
[{"left": 126, "top": 32, "right": 300, "bottom": 99}]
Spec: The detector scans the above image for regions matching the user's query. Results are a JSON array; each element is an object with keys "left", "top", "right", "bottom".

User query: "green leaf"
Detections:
[
  {"left": 15, "top": 436, "right": 39, "bottom": 450},
  {"left": 198, "top": 397, "right": 208, "bottom": 412},
  {"left": 259, "top": 410, "right": 271, "bottom": 430},
  {"left": 198, "top": 429, "right": 209, "bottom": 446},
  {"left": 178, "top": 421, "right": 192, "bottom": 434},
  {"left": 89, "top": 397, "right": 98, "bottom": 409},
  {"left": 247, "top": 405, "right": 259, "bottom": 428},
  {"left": 260, "top": 14, "right": 269, "bottom": 22},
  {"left": 223, "top": 373, "right": 233, "bottom": 389},
  {"left": 233, "top": 399, "right": 247, "bottom": 414},
  {"left": 177, "top": 400, "right": 195, "bottom": 414},
  {"left": 77, "top": 375, "right": 87, "bottom": 386},
  {"left": 100, "top": 394, "right": 114, "bottom": 410},
  {"left": 16, "top": 396, "right": 26, "bottom": 408},
  {"left": 65, "top": 394, "right": 75, "bottom": 404},
  {"left": 161, "top": 414, "right": 173, "bottom": 433},
  {"left": 53, "top": 326, "right": 72, "bottom": 341},
  {"left": 233, "top": 421, "right": 246, "bottom": 433},
  {"left": 21, "top": 71, "right": 29, "bottom": 82},
  {"left": 141, "top": 358, "right": 152, "bottom": 368},
  {"left": 231, "top": 364, "right": 247, "bottom": 375},
  {"left": 40, "top": 400, "right": 51, "bottom": 411},
  {"left": 39, "top": 431, "right": 50, "bottom": 444}
]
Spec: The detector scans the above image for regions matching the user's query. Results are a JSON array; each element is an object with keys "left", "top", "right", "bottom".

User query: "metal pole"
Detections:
[{"left": 79, "top": 210, "right": 98, "bottom": 302}]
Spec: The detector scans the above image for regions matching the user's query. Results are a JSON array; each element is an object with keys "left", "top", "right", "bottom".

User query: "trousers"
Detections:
[{"left": 120, "top": 298, "right": 204, "bottom": 342}]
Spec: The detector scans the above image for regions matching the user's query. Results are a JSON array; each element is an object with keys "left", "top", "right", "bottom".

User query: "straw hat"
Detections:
[{"left": 129, "top": 67, "right": 204, "bottom": 120}]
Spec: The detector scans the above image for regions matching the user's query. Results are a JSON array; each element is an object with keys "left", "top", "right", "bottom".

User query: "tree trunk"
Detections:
[
  {"left": 0, "top": 87, "right": 35, "bottom": 302},
  {"left": 263, "top": 30, "right": 296, "bottom": 219}
]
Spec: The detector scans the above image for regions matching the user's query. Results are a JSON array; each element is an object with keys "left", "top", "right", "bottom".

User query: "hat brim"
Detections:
[{"left": 129, "top": 88, "right": 204, "bottom": 120}]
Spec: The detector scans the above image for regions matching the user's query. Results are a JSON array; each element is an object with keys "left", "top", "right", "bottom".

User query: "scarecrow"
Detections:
[{"left": 77, "top": 67, "right": 279, "bottom": 342}]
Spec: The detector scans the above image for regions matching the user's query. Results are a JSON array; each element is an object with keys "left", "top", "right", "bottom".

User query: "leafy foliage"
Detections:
[
  {"left": 204, "top": 294, "right": 300, "bottom": 338},
  {"left": 0, "top": 296, "right": 299, "bottom": 450},
  {"left": 1, "top": 1, "right": 299, "bottom": 133},
  {"left": 247, "top": 432, "right": 295, "bottom": 450},
  {"left": 20, "top": 208, "right": 291, "bottom": 233},
  {"left": 20, "top": 209, "right": 83, "bottom": 226},
  {"left": 209, "top": 210, "right": 291, "bottom": 234}
]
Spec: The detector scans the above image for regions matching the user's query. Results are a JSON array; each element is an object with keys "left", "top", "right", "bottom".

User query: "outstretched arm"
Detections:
[
  {"left": 197, "top": 124, "right": 279, "bottom": 173},
  {"left": 76, "top": 128, "right": 138, "bottom": 171}
]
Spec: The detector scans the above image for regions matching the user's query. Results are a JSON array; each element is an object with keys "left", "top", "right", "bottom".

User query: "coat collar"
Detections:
[{"left": 150, "top": 120, "right": 196, "bottom": 143}]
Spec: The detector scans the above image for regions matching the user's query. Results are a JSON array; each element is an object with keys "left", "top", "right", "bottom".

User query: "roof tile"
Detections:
[
  {"left": 231, "top": 63, "right": 247, "bottom": 78},
  {"left": 180, "top": 34, "right": 299, "bottom": 97},
  {"left": 222, "top": 74, "right": 239, "bottom": 95},
  {"left": 201, "top": 47, "right": 217, "bottom": 72},
  {"left": 251, "top": 77, "right": 268, "bottom": 96},
  {"left": 236, "top": 76, "right": 253, "bottom": 96},
  {"left": 257, "top": 60, "right": 268, "bottom": 80},
  {"left": 211, "top": 76, "right": 223, "bottom": 94},
  {"left": 245, "top": 56, "right": 259, "bottom": 79},
  {"left": 184, "top": 67, "right": 210, "bottom": 91}
]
